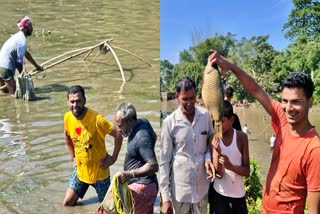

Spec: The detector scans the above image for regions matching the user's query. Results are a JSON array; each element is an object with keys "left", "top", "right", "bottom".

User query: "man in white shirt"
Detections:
[
  {"left": 160, "top": 77, "right": 215, "bottom": 214},
  {"left": 0, "top": 16, "right": 42, "bottom": 94},
  {"left": 242, "top": 124, "right": 251, "bottom": 134}
]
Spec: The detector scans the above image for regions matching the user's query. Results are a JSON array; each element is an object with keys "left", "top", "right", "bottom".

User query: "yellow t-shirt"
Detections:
[{"left": 64, "top": 108, "right": 114, "bottom": 184}]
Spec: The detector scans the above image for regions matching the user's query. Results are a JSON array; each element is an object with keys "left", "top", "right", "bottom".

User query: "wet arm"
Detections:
[
  {"left": 24, "top": 50, "right": 42, "bottom": 70},
  {"left": 108, "top": 127, "right": 123, "bottom": 164},
  {"left": 130, "top": 160, "right": 158, "bottom": 178},
  {"left": 64, "top": 129, "right": 75, "bottom": 160}
]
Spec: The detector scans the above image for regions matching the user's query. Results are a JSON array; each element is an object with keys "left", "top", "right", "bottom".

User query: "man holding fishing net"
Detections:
[
  {"left": 114, "top": 102, "right": 159, "bottom": 214},
  {"left": 0, "top": 15, "right": 42, "bottom": 94},
  {"left": 208, "top": 50, "right": 320, "bottom": 213}
]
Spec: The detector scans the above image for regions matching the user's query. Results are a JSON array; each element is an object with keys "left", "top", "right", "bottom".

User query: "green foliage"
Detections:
[
  {"left": 170, "top": 62, "right": 204, "bottom": 97},
  {"left": 245, "top": 159, "right": 263, "bottom": 214},
  {"left": 160, "top": 60, "right": 174, "bottom": 92},
  {"left": 283, "top": 0, "right": 320, "bottom": 41},
  {"left": 161, "top": 2, "right": 320, "bottom": 104}
]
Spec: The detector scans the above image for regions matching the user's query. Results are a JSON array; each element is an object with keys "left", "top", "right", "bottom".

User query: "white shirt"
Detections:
[
  {"left": 270, "top": 135, "right": 276, "bottom": 148},
  {"left": 214, "top": 129, "right": 246, "bottom": 198},
  {"left": 160, "top": 105, "right": 213, "bottom": 203},
  {"left": 242, "top": 126, "right": 250, "bottom": 134},
  {"left": 0, "top": 31, "right": 27, "bottom": 71}
]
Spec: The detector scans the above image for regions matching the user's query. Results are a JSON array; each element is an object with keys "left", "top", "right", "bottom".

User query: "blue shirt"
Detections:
[{"left": 124, "top": 118, "right": 158, "bottom": 185}]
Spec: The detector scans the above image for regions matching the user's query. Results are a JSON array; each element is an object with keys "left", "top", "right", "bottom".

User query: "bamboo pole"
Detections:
[
  {"left": 39, "top": 38, "right": 114, "bottom": 67},
  {"left": 41, "top": 47, "right": 91, "bottom": 66},
  {"left": 29, "top": 38, "right": 115, "bottom": 76},
  {"left": 104, "top": 42, "right": 126, "bottom": 83},
  {"left": 83, "top": 49, "right": 94, "bottom": 61},
  {"left": 28, "top": 48, "right": 92, "bottom": 76},
  {"left": 112, "top": 46, "right": 152, "bottom": 67}
]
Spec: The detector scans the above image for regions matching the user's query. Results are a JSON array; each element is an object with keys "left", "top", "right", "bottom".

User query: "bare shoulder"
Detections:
[
  {"left": 236, "top": 130, "right": 248, "bottom": 142},
  {"left": 236, "top": 130, "right": 249, "bottom": 151}
]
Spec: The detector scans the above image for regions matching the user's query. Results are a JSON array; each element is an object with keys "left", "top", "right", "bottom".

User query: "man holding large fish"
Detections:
[
  {"left": 160, "top": 77, "right": 215, "bottom": 214},
  {"left": 207, "top": 50, "right": 320, "bottom": 214}
]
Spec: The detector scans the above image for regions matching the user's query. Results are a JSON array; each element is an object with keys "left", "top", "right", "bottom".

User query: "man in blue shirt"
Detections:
[{"left": 115, "top": 102, "right": 159, "bottom": 214}]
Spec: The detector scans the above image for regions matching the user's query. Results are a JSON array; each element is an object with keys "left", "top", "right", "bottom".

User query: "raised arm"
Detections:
[
  {"left": 208, "top": 50, "right": 273, "bottom": 115},
  {"left": 212, "top": 137, "right": 225, "bottom": 178}
]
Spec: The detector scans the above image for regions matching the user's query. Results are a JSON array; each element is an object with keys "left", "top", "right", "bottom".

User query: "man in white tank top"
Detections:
[{"left": 210, "top": 100, "right": 250, "bottom": 214}]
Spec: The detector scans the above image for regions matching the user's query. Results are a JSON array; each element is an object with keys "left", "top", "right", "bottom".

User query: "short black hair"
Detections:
[
  {"left": 282, "top": 72, "right": 314, "bottom": 99},
  {"left": 67, "top": 85, "right": 85, "bottom": 99},
  {"left": 224, "top": 84, "right": 234, "bottom": 98},
  {"left": 175, "top": 77, "right": 196, "bottom": 94},
  {"left": 222, "top": 100, "right": 233, "bottom": 119}
]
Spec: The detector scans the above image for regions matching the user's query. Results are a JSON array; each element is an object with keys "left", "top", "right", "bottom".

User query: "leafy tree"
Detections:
[
  {"left": 160, "top": 60, "right": 174, "bottom": 92},
  {"left": 191, "top": 32, "right": 236, "bottom": 65},
  {"left": 283, "top": 0, "right": 320, "bottom": 41},
  {"left": 271, "top": 36, "right": 320, "bottom": 104},
  {"left": 179, "top": 49, "right": 194, "bottom": 63},
  {"left": 167, "top": 61, "right": 204, "bottom": 97},
  {"left": 161, "top": 33, "right": 320, "bottom": 104},
  {"left": 228, "top": 36, "right": 279, "bottom": 101}
]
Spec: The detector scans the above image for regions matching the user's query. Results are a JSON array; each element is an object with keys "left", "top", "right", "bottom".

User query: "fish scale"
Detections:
[{"left": 201, "top": 65, "right": 224, "bottom": 139}]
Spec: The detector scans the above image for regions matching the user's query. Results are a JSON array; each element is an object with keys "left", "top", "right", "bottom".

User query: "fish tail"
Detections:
[{"left": 214, "top": 121, "right": 223, "bottom": 139}]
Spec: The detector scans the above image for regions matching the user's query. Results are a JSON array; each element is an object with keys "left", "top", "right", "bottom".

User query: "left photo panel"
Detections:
[{"left": 0, "top": 0, "right": 160, "bottom": 213}]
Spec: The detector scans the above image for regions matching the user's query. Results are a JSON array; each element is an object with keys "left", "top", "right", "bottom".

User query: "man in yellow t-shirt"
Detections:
[{"left": 63, "top": 85, "right": 123, "bottom": 206}]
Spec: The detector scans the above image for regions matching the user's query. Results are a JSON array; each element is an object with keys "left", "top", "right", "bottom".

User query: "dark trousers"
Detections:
[{"left": 208, "top": 184, "right": 248, "bottom": 214}]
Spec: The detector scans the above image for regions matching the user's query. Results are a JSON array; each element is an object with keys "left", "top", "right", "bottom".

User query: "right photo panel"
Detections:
[{"left": 160, "top": 0, "right": 320, "bottom": 213}]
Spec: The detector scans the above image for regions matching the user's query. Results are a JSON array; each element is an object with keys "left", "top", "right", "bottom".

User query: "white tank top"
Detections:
[{"left": 213, "top": 129, "right": 246, "bottom": 198}]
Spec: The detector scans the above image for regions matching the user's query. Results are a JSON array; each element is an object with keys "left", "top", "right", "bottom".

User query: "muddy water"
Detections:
[{"left": 0, "top": 0, "right": 159, "bottom": 213}]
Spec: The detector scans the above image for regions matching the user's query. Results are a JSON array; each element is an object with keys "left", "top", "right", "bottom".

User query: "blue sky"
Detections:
[{"left": 161, "top": 0, "right": 293, "bottom": 64}]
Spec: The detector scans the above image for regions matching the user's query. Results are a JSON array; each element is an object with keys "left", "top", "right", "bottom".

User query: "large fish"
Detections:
[{"left": 201, "top": 64, "right": 224, "bottom": 139}]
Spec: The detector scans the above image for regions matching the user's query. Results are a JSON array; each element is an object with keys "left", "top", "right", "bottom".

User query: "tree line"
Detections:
[{"left": 161, "top": 0, "right": 320, "bottom": 104}]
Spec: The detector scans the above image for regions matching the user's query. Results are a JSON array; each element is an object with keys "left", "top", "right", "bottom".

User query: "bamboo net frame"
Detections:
[{"left": 1, "top": 38, "right": 151, "bottom": 91}]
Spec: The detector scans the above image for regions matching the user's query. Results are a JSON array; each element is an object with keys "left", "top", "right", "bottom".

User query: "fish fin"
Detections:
[{"left": 214, "top": 121, "right": 223, "bottom": 139}]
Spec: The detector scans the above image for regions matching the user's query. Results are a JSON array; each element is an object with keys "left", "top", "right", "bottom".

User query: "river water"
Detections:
[{"left": 0, "top": 0, "right": 159, "bottom": 213}]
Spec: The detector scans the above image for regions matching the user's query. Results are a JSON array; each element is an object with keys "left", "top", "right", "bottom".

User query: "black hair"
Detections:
[
  {"left": 175, "top": 77, "right": 196, "bottom": 94},
  {"left": 224, "top": 84, "right": 234, "bottom": 98},
  {"left": 67, "top": 85, "right": 86, "bottom": 99},
  {"left": 282, "top": 72, "right": 314, "bottom": 99},
  {"left": 222, "top": 100, "right": 233, "bottom": 119}
]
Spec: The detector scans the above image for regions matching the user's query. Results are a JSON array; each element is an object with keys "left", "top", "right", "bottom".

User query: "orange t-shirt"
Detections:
[
  {"left": 64, "top": 108, "right": 114, "bottom": 184},
  {"left": 262, "top": 100, "right": 320, "bottom": 213}
]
